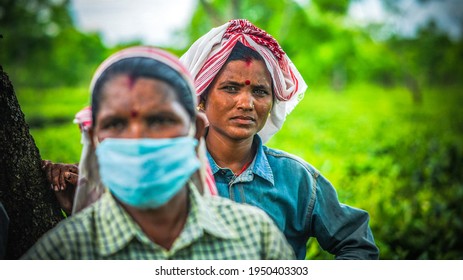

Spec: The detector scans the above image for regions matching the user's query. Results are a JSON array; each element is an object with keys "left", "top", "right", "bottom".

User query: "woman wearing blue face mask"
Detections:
[{"left": 21, "top": 46, "right": 295, "bottom": 260}]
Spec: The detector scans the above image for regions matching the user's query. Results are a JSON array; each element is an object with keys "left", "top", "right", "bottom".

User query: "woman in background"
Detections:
[{"left": 180, "top": 19, "right": 379, "bottom": 260}]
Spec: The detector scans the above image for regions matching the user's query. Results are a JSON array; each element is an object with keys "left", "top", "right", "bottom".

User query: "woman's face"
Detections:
[
  {"left": 94, "top": 74, "right": 191, "bottom": 141},
  {"left": 204, "top": 59, "right": 273, "bottom": 141}
]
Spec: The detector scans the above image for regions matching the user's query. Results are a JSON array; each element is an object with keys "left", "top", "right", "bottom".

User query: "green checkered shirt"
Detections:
[{"left": 22, "top": 182, "right": 295, "bottom": 259}]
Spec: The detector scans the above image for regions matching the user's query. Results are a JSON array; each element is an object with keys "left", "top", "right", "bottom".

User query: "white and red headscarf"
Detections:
[
  {"left": 180, "top": 19, "right": 307, "bottom": 143},
  {"left": 72, "top": 46, "right": 217, "bottom": 214}
]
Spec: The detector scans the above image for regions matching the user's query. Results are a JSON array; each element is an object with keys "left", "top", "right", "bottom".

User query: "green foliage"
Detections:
[
  {"left": 267, "top": 83, "right": 463, "bottom": 259},
  {"left": 388, "top": 22, "right": 463, "bottom": 87},
  {"left": 0, "top": 0, "right": 107, "bottom": 88},
  {"left": 312, "top": 0, "right": 350, "bottom": 15},
  {"left": 16, "top": 86, "right": 89, "bottom": 163},
  {"left": 18, "top": 82, "right": 463, "bottom": 259},
  {"left": 4, "top": 0, "right": 463, "bottom": 260},
  {"left": 181, "top": 0, "right": 463, "bottom": 92}
]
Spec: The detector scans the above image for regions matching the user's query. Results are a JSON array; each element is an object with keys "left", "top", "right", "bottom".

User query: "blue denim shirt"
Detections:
[{"left": 206, "top": 135, "right": 379, "bottom": 259}]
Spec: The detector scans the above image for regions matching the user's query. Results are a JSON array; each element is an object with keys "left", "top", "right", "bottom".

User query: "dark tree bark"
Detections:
[{"left": 0, "top": 66, "right": 63, "bottom": 259}]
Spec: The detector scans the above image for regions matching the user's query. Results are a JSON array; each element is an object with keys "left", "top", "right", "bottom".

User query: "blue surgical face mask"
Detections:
[{"left": 95, "top": 137, "right": 200, "bottom": 209}]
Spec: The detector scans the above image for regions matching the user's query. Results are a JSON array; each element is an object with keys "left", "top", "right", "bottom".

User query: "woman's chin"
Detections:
[{"left": 227, "top": 128, "right": 257, "bottom": 141}]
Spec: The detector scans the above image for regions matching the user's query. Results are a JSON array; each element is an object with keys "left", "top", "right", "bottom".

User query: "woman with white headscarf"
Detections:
[{"left": 180, "top": 19, "right": 379, "bottom": 260}]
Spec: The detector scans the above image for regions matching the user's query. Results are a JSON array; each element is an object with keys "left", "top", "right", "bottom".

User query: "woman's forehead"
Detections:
[
  {"left": 100, "top": 76, "right": 181, "bottom": 109},
  {"left": 218, "top": 60, "right": 271, "bottom": 83}
]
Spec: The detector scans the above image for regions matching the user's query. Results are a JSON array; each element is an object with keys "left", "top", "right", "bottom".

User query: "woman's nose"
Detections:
[
  {"left": 236, "top": 91, "right": 254, "bottom": 111},
  {"left": 126, "top": 122, "right": 144, "bottom": 138}
]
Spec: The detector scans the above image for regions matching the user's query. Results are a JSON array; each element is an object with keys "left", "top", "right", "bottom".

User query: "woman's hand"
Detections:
[
  {"left": 41, "top": 160, "right": 79, "bottom": 215},
  {"left": 41, "top": 160, "right": 78, "bottom": 191}
]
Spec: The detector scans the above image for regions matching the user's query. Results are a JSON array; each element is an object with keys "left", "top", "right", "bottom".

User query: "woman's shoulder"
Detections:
[
  {"left": 47, "top": 198, "right": 102, "bottom": 238},
  {"left": 209, "top": 194, "right": 268, "bottom": 215},
  {"left": 21, "top": 200, "right": 101, "bottom": 259},
  {"left": 45, "top": 192, "right": 113, "bottom": 242},
  {"left": 262, "top": 145, "right": 320, "bottom": 178},
  {"left": 207, "top": 194, "right": 275, "bottom": 226},
  {"left": 202, "top": 195, "right": 296, "bottom": 259}
]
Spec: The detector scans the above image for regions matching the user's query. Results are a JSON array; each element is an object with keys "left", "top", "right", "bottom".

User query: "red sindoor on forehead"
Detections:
[
  {"left": 127, "top": 76, "right": 135, "bottom": 88},
  {"left": 130, "top": 110, "right": 139, "bottom": 117},
  {"left": 245, "top": 80, "right": 251, "bottom": 85}
]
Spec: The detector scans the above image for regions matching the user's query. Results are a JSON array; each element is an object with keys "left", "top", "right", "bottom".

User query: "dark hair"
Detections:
[
  {"left": 201, "top": 41, "right": 273, "bottom": 103},
  {"left": 226, "top": 41, "right": 265, "bottom": 63},
  {"left": 91, "top": 57, "right": 196, "bottom": 127}
]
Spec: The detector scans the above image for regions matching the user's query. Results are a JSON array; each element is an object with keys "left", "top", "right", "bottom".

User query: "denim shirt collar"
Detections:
[{"left": 206, "top": 135, "right": 274, "bottom": 186}]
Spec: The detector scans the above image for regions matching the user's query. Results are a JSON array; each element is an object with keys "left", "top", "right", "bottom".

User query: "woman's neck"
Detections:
[
  {"left": 206, "top": 130, "right": 256, "bottom": 174},
  {"left": 120, "top": 186, "right": 189, "bottom": 250}
]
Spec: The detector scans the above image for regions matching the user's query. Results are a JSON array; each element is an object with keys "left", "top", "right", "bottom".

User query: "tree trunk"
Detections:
[
  {"left": 0, "top": 66, "right": 63, "bottom": 259},
  {"left": 199, "top": 0, "right": 224, "bottom": 26},
  {"left": 404, "top": 74, "right": 422, "bottom": 105}
]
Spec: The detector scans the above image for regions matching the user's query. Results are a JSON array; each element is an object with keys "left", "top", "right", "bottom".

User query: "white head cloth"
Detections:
[{"left": 180, "top": 19, "right": 307, "bottom": 143}]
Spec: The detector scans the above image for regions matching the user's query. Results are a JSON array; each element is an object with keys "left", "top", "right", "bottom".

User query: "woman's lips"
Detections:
[{"left": 230, "top": 115, "right": 256, "bottom": 125}]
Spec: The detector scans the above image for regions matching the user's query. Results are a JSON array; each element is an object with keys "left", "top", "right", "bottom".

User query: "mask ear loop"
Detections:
[{"left": 187, "top": 123, "right": 196, "bottom": 138}]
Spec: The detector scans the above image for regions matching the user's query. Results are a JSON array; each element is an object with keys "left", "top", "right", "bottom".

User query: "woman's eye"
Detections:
[
  {"left": 102, "top": 119, "right": 126, "bottom": 130},
  {"left": 254, "top": 88, "right": 269, "bottom": 97},
  {"left": 221, "top": 85, "right": 239, "bottom": 93},
  {"left": 147, "top": 116, "right": 175, "bottom": 127}
]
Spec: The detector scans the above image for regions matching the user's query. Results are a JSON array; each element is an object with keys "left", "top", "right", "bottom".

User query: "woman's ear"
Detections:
[
  {"left": 197, "top": 93, "right": 208, "bottom": 112},
  {"left": 194, "top": 112, "right": 208, "bottom": 140}
]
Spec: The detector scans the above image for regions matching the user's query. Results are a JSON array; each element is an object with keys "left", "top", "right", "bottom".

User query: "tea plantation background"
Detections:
[
  {"left": 3, "top": 0, "right": 463, "bottom": 259},
  {"left": 15, "top": 81, "right": 463, "bottom": 259}
]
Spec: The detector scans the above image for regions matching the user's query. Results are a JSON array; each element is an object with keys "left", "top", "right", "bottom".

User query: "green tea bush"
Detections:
[
  {"left": 17, "top": 83, "right": 463, "bottom": 259},
  {"left": 17, "top": 87, "right": 88, "bottom": 163},
  {"left": 269, "top": 83, "right": 463, "bottom": 259}
]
